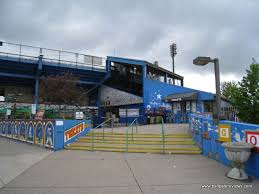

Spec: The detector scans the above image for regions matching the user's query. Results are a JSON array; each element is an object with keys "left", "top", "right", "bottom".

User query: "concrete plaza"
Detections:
[{"left": 0, "top": 136, "right": 258, "bottom": 194}]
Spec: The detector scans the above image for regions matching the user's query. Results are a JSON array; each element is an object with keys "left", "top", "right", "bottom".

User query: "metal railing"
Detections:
[
  {"left": 161, "top": 118, "right": 165, "bottom": 154},
  {"left": 0, "top": 41, "right": 106, "bottom": 70},
  {"left": 91, "top": 118, "right": 112, "bottom": 151},
  {"left": 125, "top": 118, "right": 138, "bottom": 152}
]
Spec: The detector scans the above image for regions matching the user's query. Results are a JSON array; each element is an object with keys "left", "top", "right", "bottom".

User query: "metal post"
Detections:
[
  {"left": 161, "top": 118, "right": 165, "bottom": 154},
  {"left": 126, "top": 109, "right": 128, "bottom": 127},
  {"left": 172, "top": 56, "right": 175, "bottom": 73},
  {"left": 102, "top": 125, "right": 104, "bottom": 141},
  {"left": 214, "top": 58, "right": 221, "bottom": 121},
  {"left": 91, "top": 56, "right": 94, "bottom": 71},
  {"left": 76, "top": 53, "right": 78, "bottom": 66},
  {"left": 92, "top": 129, "right": 94, "bottom": 151},
  {"left": 58, "top": 51, "right": 61, "bottom": 64},
  {"left": 19, "top": 44, "right": 22, "bottom": 61},
  {"left": 126, "top": 128, "right": 128, "bottom": 152},
  {"left": 131, "top": 126, "right": 133, "bottom": 141},
  {"left": 34, "top": 78, "right": 39, "bottom": 111}
]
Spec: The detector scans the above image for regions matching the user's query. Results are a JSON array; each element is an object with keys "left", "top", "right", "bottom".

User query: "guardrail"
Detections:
[
  {"left": 125, "top": 118, "right": 138, "bottom": 152},
  {"left": 161, "top": 118, "right": 165, "bottom": 153},
  {"left": 0, "top": 41, "right": 106, "bottom": 70},
  {"left": 91, "top": 118, "right": 113, "bottom": 151}
]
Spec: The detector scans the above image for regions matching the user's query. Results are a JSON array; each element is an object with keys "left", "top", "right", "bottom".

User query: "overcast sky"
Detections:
[{"left": 1, "top": 0, "right": 258, "bottom": 93}]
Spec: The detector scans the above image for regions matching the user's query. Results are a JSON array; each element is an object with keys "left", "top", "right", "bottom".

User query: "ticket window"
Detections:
[
  {"left": 186, "top": 101, "right": 191, "bottom": 112},
  {"left": 191, "top": 101, "right": 197, "bottom": 113},
  {"left": 180, "top": 102, "right": 186, "bottom": 112}
]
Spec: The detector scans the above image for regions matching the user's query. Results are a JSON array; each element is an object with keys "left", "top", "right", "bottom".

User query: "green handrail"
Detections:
[
  {"left": 161, "top": 118, "right": 165, "bottom": 154},
  {"left": 91, "top": 118, "right": 112, "bottom": 151},
  {"left": 125, "top": 118, "right": 138, "bottom": 152}
]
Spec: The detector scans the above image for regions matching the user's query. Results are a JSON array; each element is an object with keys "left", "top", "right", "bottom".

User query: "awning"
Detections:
[{"left": 163, "top": 92, "right": 197, "bottom": 102}]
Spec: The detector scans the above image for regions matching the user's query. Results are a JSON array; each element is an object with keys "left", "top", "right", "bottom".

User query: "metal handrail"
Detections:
[
  {"left": 91, "top": 118, "right": 112, "bottom": 151},
  {"left": 161, "top": 118, "right": 165, "bottom": 154},
  {"left": 0, "top": 41, "right": 106, "bottom": 69},
  {"left": 0, "top": 52, "right": 105, "bottom": 69},
  {"left": 125, "top": 118, "right": 138, "bottom": 152}
]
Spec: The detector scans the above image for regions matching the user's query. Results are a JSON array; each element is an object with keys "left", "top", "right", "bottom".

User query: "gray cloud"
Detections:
[{"left": 0, "top": 0, "right": 258, "bottom": 78}]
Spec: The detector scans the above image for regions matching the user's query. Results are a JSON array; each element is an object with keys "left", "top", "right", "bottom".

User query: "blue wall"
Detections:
[
  {"left": 0, "top": 119, "right": 91, "bottom": 151},
  {"left": 54, "top": 119, "right": 91, "bottom": 150},
  {"left": 143, "top": 78, "right": 214, "bottom": 111},
  {"left": 189, "top": 114, "right": 259, "bottom": 179}
]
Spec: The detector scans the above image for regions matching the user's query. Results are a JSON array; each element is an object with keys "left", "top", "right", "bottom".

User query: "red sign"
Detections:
[
  {"left": 245, "top": 131, "right": 259, "bottom": 151},
  {"left": 64, "top": 123, "right": 84, "bottom": 142}
]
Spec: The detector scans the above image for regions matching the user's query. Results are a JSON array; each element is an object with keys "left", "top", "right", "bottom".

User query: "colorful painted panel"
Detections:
[
  {"left": 218, "top": 124, "right": 231, "bottom": 142},
  {"left": 0, "top": 119, "right": 55, "bottom": 149},
  {"left": 7, "top": 121, "right": 12, "bottom": 138},
  {"left": 64, "top": 122, "right": 84, "bottom": 143},
  {"left": 44, "top": 121, "right": 54, "bottom": 148},
  {"left": 19, "top": 121, "right": 26, "bottom": 141},
  {"left": 13, "top": 121, "right": 20, "bottom": 139},
  {"left": 26, "top": 121, "right": 34, "bottom": 143},
  {"left": 0, "top": 119, "right": 91, "bottom": 151},
  {"left": 0, "top": 121, "right": 3, "bottom": 135},
  {"left": 35, "top": 121, "right": 44, "bottom": 145},
  {"left": 246, "top": 131, "right": 259, "bottom": 151}
]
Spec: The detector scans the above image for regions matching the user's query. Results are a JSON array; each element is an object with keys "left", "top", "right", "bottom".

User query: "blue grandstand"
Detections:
[{"left": 0, "top": 41, "right": 226, "bottom": 124}]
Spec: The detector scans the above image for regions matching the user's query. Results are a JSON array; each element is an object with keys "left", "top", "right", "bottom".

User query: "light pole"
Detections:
[
  {"left": 193, "top": 56, "right": 221, "bottom": 122},
  {"left": 170, "top": 43, "right": 177, "bottom": 73}
]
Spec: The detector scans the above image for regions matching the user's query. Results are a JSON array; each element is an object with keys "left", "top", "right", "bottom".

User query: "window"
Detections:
[{"left": 0, "top": 88, "right": 4, "bottom": 96}]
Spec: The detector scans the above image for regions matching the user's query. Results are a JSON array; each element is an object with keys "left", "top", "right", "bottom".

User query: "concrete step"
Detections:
[
  {"left": 87, "top": 132, "right": 191, "bottom": 138},
  {"left": 67, "top": 131, "right": 200, "bottom": 155},
  {"left": 79, "top": 136, "right": 193, "bottom": 141},
  {"left": 76, "top": 139, "right": 195, "bottom": 145},
  {"left": 65, "top": 146, "right": 202, "bottom": 154},
  {"left": 69, "top": 142, "right": 199, "bottom": 150}
]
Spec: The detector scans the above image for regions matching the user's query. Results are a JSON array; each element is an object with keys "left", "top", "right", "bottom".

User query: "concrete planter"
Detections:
[{"left": 222, "top": 142, "right": 254, "bottom": 180}]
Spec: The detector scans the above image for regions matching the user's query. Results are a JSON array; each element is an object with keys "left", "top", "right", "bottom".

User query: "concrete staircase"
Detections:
[{"left": 65, "top": 130, "right": 201, "bottom": 154}]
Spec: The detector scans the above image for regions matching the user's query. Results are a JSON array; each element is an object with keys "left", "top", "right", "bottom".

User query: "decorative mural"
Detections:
[
  {"left": 189, "top": 113, "right": 259, "bottom": 179},
  {"left": 45, "top": 121, "right": 54, "bottom": 148},
  {"left": 145, "top": 89, "right": 171, "bottom": 110},
  {"left": 143, "top": 78, "right": 214, "bottom": 112},
  {"left": 0, "top": 119, "right": 91, "bottom": 150},
  {"left": 0, "top": 119, "right": 55, "bottom": 148}
]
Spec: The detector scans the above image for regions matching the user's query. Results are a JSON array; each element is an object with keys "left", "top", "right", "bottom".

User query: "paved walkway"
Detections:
[{"left": 0, "top": 137, "right": 258, "bottom": 194}]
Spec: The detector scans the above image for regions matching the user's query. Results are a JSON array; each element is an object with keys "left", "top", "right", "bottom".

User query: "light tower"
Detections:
[{"left": 170, "top": 43, "right": 177, "bottom": 73}]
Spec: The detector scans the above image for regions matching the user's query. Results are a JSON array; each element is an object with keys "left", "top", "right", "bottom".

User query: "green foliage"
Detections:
[
  {"left": 221, "top": 81, "right": 239, "bottom": 102},
  {"left": 231, "top": 64, "right": 259, "bottom": 124}
]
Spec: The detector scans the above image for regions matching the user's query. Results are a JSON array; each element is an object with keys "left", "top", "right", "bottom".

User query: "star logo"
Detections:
[{"left": 157, "top": 94, "right": 162, "bottom": 101}]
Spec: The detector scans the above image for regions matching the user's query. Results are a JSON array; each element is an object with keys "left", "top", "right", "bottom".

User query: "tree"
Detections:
[
  {"left": 221, "top": 81, "right": 239, "bottom": 102},
  {"left": 40, "top": 72, "right": 87, "bottom": 106},
  {"left": 231, "top": 63, "right": 259, "bottom": 124}
]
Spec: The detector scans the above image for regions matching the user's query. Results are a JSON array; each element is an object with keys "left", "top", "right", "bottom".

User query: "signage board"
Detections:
[
  {"left": 218, "top": 124, "right": 231, "bottom": 142},
  {"left": 75, "top": 112, "right": 84, "bottom": 120},
  {"left": 64, "top": 122, "right": 84, "bottom": 143},
  {"left": 6, "top": 109, "right": 11, "bottom": 116},
  {"left": 31, "top": 104, "right": 37, "bottom": 115},
  {"left": 245, "top": 130, "right": 259, "bottom": 151},
  {"left": 119, "top": 109, "right": 139, "bottom": 117}
]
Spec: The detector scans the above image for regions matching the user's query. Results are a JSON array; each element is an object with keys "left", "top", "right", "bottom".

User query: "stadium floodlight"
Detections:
[{"left": 170, "top": 43, "right": 177, "bottom": 73}]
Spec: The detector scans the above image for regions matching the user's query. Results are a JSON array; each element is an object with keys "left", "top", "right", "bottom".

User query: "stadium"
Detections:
[{"left": 0, "top": 41, "right": 231, "bottom": 124}]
